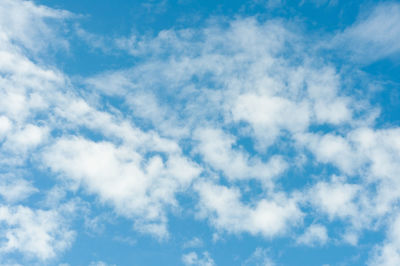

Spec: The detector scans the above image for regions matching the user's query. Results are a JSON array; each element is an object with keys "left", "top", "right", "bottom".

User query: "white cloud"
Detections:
[
  {"left": 0, "top": 175, "right": 37, "bottom": 203},
  {"left": 89, "top": 18, "right": 357, "bottom": 154},
  {"left": 341, "top": 230, "right": 359, "bottom": 246},
  {"left": 194, "top": 127, "right": 287, "bottom": 184},
  {"left": 195, "top": 181, "right": 302, "bottom": 237},
  {"left": 183, "top": 237, "right": 204, "bottom": 249},
  {"left": 43, "top": 136, "right": 200, "bottom": 238},
  {"left": 309, "top": 176, "right": 361, "bottom": 221},
  {"left": 242, "top": 247, "right": 275, "bottom": 266},
  {"left": 369, "top": 214, "right": 400, "bottom": 266},
  {"left": 333, "top": 2, "right": 400, "bottom": 62},
  {"left": 302, "top": 127, "right": 400, "bottom": 221},
  {"left": 296, "top": 133, "right": 359, "bottom": 175},
  {"left": 297, "top": 224, "right": 328, "bottom": 246},
  {"left": 182, "top": 251, "right": 215, "bottom": 266},
  {"left": 0, "top": 0, "right": 71, "bottom": 54},
  {"left": 231, "top": 93, "right": 311, "bottom": 148},
  {"left": 0, "top": 205, "right": 74, "bottom": 261},
  {"left": 5, "top": 124, "right": 49, "bottom": 151},
  {"left": 78, "top": 14, "right": 399, "bottom": 251},
  {"left": 0, "top": 3, "right": 77, "bottom": 263},
  {"left": 1, "top": 0, "right": 400, "bottom": 264},
  {"left": 89, "top": 261, "right": 116, "bottom": 266},
  {"left": 0, "top": 116, "right": 11, "bottom": 138}
]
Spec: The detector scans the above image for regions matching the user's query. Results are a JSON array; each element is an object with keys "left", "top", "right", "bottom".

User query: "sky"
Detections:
[{"left": 0, "top": 0, "right": 400, "bottom": 265}]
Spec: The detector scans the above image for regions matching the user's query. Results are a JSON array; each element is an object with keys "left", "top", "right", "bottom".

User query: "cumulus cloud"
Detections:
[
  {"left": 43, "top": 136, "right": 200, "bottom": 238},
  {"left": 0, "top": 205, "right": 74, "bottom": 261},
  {"left": 193, "top": 127, "right": 287, "bottom": 184},
  {"left": 309, "top": 176, "right": 361, "bottom": 221},
  {"left": 80, "top": 16, "right": 373, "bottom": 244},
  {"left": 1, "top": 0, "right": 202, "bottom": 241},
  {"left": 0, "top": 175, "right": 37, "bottom": 203},
  {"left": 297, "top": 224, "right": 328, "bottom": 246},
  {"left": 195, "top": 181, "right": 303, "bottom": 237}
]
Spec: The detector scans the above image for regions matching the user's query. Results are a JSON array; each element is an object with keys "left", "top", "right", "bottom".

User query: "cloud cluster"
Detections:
[{"left": 1, "top": 0, "right": 400, "bottom": 264}]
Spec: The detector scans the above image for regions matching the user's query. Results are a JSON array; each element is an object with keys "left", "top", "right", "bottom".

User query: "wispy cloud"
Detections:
[{"left": 332, "top": 2, "right": 400, "bottom": 63}]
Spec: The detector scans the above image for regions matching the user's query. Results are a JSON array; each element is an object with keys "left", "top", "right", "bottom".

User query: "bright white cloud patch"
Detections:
[
  {"left": 0, "top": 205, "right": 74, "bottom": 260},
  {"left": 195, "top": 181, "right": 302, "bottom": 237},
  {"left": 0, "top": 175, "right": 37, "bottom": 203},
  {"left": 43, "top": 136, "right": 200, "bottom": 238}
]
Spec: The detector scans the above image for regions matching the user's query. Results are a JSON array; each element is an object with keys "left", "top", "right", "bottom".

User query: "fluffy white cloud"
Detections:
[
  {"left": 0, "top": 205, "right": 74, "bottom": 261},
  {"left": 0, "top": 116, "right": 11, "bottom": 138},
  {"left": 194, "top": 128, "right": 286, "bottom": 184},
  {"left": 231, "top": 93, "right": 311, "bottom": 148},
  {"left": 43, "top": 136, "right": 200, "bottom": 238},
  {"left": 0, "top": 2, "right": 76, "bottom": 263},
  {"left": 78, "top": 10, "right": 400, "bottom": 254},
  {"left": 302, "top": 127, "right": 400, "bottom": 218},
  {"left": 195, "top": 181, "right": 302, "bottom": 237},
  {"left": 296, "top": 132, "right": 359, "bottom": 174},
  {"left": 297, "top": 224, "right": 328, "bottom": 246},
  {"left": 309, "top": 176, "right": 361, "bottom": 221},
  {"left": 0, "top": 175, "right": 37, "bottom": 203}
]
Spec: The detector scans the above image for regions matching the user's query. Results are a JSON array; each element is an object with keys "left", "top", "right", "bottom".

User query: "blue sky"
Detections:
[{"left": 0, "top": 0, "right": 400, "bottom": 265}]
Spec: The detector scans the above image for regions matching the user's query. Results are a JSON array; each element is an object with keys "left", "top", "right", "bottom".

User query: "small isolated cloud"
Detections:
[
  {"left": 242, "top": 247, "right": 275, "bottom": 266},
  {"left": 182, "top": 251, "right": 215, "bottom": 266},
  {"left": 183, "top": 237, "right": 204, "bottom": 249},
  {"left": 297, "top": 224, "right": 328, "bottom": 246},
  {"left": 113, "top": 235, "right": 137, "bottom": 246},
  {"left": 89, "top": 261, "right": 116, "bottom": 266}
]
